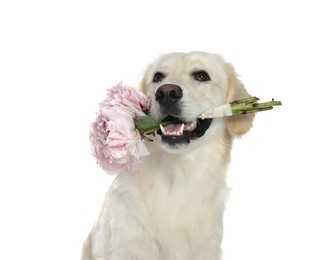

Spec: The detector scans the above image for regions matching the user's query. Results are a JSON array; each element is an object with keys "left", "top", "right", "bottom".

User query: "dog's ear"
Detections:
[{"left": 225, "top": 63, "right": 255, "bottom": 137}]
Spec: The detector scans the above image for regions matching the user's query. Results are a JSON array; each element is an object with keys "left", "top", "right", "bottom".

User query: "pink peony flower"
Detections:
[
  {"left": 102, "top": 81, "right": 148, "bottom": 116},
  {"left": 90, "top": 82, "right": 150, "bottom": 175}
]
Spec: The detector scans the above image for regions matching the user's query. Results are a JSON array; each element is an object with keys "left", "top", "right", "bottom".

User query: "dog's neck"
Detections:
[{"left": 140, "top": 133, "right": 233, "bottom": 188}]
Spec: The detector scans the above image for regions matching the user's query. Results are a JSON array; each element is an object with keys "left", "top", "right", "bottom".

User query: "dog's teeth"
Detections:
[
  {"left": 184, "top": 120, "right": 198, "bottom": 131},
  {"left": 179, "top": 123, "right": 184, "bottom": 135},
  {"left": 160, "top": 124, "right": 185, "bottom": 136},
  {"left": 160, "top": 124, "right": 165, "bottom": 135}
]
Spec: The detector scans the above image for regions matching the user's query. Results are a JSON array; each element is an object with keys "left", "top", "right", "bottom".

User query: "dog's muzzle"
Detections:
[{"left": 155, "top": 84, "right": 212, "bottom": 146}]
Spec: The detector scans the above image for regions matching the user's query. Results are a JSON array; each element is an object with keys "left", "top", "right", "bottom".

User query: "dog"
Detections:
[{"left": 81, "top": 51, "right": 254, "bottom": 260}]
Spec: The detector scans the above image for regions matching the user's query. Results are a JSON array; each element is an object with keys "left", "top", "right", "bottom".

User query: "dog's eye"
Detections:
[
  {"left": 153, "top": 72, "right": 166, "bottom": 83},
  {"left": 192, "top": 70, "right": 211, "bottom": 82}
]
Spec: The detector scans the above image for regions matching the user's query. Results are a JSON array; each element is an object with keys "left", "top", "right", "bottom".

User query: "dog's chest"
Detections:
[{"left": 134, "top": 162, "right": 227, "bottom": 249}]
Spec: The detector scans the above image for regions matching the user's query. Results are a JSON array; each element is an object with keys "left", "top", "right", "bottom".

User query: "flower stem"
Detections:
[
  {"left": 230, "top": 96, "right": 260, "bottom": 105},
  {"left": 231, "top": 99, "right": 282, "bottom": 115},
  {"left": 135, "top": 97, "right": 282, "bottom": 139},
  {"left": 134, "top": 116, "right": 175, "bottom": 135}
]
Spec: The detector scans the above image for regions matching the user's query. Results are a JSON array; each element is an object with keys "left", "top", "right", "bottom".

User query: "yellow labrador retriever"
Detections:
[{"left": 82, "top": 51, "right": 254, "bottom": 260}]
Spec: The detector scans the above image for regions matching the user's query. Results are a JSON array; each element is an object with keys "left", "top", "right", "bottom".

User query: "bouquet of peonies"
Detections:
[{"left": 90, "top": 82, "right": 282, "bottom": 175}]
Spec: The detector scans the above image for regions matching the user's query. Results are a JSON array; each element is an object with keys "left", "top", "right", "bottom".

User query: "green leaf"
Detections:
[{"left": 134, "top": 116, "right": 159, "bottom": 131}]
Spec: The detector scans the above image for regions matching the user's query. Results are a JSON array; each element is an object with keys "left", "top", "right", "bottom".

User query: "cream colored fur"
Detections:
[{"left": 81, "top": 52, "right": 254, "bottom": 260}]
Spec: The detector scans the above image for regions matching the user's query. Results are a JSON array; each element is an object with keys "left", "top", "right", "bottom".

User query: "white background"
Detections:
[{"left": 1, "top": 0, "right": 329, "bottom": 259}]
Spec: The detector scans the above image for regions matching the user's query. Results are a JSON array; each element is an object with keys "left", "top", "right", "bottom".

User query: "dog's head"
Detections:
[{"left": 140, "top": 52, "right": 254, "bottom": 152}]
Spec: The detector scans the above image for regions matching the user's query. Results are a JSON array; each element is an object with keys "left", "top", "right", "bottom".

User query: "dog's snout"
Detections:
[{"left": 155, "top": 84, "right": 183, "bottom": 104}]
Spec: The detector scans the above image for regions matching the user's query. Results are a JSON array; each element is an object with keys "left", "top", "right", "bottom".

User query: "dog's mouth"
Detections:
[{"left": 157, "top": 116, "right": 212, "bottom": 145}]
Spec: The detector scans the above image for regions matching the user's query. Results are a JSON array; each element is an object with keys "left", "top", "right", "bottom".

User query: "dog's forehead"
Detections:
[{"left": 151, "top": 52, "right": 225, "bottom": 73}]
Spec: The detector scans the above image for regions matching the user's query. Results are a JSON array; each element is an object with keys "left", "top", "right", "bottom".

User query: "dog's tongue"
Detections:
[
  {"left": 161, "top": 121, "right": 197, "bottom": 135},
  {"left": 163, "top": 123, "right": 182, "bottom": 132}
]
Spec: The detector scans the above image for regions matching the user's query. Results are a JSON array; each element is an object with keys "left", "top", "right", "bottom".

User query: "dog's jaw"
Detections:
[
  {"left": 155, "top": 118, "right": 214, "bottom": 153},
  {"left": 158, "top": 118, "right": 212, "bottom": 148}
]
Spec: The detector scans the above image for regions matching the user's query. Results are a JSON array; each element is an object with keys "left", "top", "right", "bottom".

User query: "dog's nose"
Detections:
[{"left": 155, "top": 84, "right": 183, "bottom": 105}]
